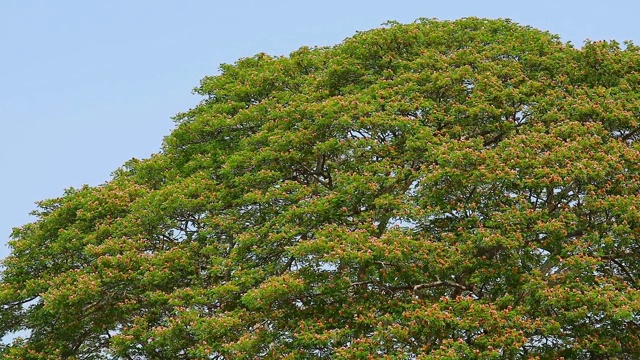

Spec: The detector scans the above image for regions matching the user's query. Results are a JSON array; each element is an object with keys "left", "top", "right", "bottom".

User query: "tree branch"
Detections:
[
  {"left": 349, "top": 279, "right": 473, "bottom": 294},
  {"left": 601, "top": 254, "right": 638, "bottom": 287},
  {"left": 412, "top": 280, "right": 470, "bottom": 292},
  {"left": 620, "top": 127, "right": 639, "bottom": 141}
]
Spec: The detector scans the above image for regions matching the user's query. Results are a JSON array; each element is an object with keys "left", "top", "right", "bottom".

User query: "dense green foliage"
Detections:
[{"left": 2, "top": 18, "right": 640, "bottom": 359}]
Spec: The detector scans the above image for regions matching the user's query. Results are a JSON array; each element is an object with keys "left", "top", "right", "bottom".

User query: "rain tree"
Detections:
[{"left": 2, "top": 18, "right": 640, "bottom": 359}]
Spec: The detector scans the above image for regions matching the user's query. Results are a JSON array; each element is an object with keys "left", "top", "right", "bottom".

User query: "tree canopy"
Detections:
[{"left": 2, "top": 17, "right": 640, "bottom": 359}]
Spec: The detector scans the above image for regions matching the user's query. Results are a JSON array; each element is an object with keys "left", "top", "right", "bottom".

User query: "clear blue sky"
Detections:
[{"left": 1, "top": 0, "right": 639, "bottom": 259}]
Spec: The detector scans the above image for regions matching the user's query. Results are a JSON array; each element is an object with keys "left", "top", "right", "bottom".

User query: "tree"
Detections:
[{"left": 2, "top": 17, "right": 640, "bottom": 359}]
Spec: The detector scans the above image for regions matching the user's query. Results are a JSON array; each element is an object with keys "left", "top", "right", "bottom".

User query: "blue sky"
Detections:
[{"left": 1, "top": 0, "right": 639, "bottom": 259}]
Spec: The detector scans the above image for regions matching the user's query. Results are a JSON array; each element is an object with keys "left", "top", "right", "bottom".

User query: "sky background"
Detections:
[{"left": 1, "top": 0, "right": 639, "bottom": 260}]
